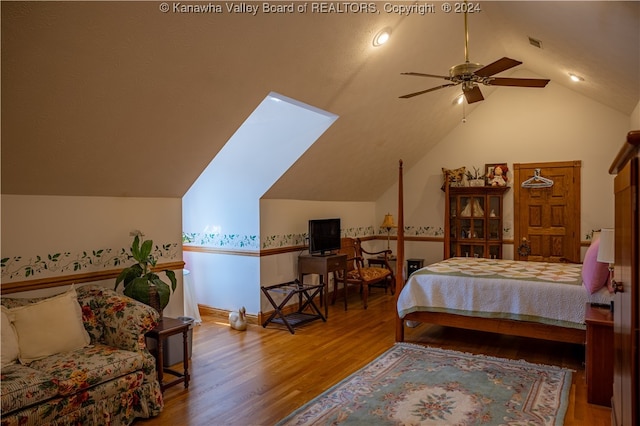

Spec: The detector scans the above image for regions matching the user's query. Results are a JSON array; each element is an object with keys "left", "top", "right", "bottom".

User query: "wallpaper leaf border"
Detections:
[
  {"left": 181, "top": 223, "right": 505, "bottom": 251},
  {"left": 3, "top": 222, "right": 514, "bottom": 281},
  {"left": 1, "top": 242, "right": 180, "bottom": 282}
]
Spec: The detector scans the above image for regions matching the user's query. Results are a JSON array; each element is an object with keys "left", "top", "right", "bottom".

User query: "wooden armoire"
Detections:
[{"left": 609, "top": 130, "right": 639, "bottom": 426}]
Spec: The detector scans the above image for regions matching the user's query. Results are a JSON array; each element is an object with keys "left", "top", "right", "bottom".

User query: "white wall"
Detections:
[
  {"left": 183, "top": 250, "right": 260, "bottom": 314},
  {"left": 631, "top": 101, "right": 640, "bottom": 129},
  {"left": 375, "top": 73, "right": 631, "bottom": 265},
  {"left": 1, "top": 195, "right": 185, "bottom": 318},
  {"left": 182, "top": 93, "right": 338, "bottom": 315},
  {"left": 184, "top": 199, "right": 377, "bottom": 315}
]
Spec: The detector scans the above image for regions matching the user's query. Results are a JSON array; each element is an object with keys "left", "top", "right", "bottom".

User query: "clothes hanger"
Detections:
[{"left": 521, "top": 169, "right": 554, "bottom": 188}]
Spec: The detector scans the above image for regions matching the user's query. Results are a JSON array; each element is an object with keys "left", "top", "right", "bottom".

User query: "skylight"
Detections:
[{"left": 183, "top": 92, "right": 338, "bottom": 244}]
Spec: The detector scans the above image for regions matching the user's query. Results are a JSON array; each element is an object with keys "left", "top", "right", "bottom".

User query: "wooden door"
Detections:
[
  {"left": 609, "top": 131, "right": 639, "bottom": 426},
  {"left": 513, "top": 161, "right": 581, "bottom": 262}
]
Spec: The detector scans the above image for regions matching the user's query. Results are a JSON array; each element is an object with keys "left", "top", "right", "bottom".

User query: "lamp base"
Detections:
[{"left": 606, "top": 265, "right": 615, "bottom": 293}]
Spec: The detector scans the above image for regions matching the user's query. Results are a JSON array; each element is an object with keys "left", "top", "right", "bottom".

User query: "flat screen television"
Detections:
[{"left": 308, "top": 218, "right": 341, "bottom": 256}]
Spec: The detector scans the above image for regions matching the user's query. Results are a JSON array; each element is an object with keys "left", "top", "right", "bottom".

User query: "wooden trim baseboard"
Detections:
[
  {"left": 198, "top": 294, "right": 328, "bottom": 327},
  {"left": 198, "top": 304, "right": 263, "bottom": 325},
  {"left": 1, "top": 261, "right": 185, "bottom": 294}
]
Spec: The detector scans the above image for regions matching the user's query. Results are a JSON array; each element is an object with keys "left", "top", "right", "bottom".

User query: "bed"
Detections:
[{"left": 393, "top": 161, "right": 612, "bottom": 344}]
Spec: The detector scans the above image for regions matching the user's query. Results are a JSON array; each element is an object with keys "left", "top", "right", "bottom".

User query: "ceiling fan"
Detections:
[{"left": 399, "top": 6, "right": 549, "bottom": 103}]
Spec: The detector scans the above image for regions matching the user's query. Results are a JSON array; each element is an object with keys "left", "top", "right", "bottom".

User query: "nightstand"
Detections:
[
  {"left": 407, "top": 258, "right": 424, "bottom": 277},
  {"left": 584, "top": 303, "right": 614, "bottom": 406},
  {"left": 145, "top": 317, "right": 191, "bottom": 393}
]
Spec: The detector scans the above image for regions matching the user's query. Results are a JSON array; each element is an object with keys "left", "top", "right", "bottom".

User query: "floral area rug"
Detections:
[{"left": 277, "top": 343, "right": 572, "bottom": 426}]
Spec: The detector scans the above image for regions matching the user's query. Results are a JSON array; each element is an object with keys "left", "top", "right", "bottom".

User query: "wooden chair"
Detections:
[{"left": 332, "top": 237, "right": 394, "bottom": 309}]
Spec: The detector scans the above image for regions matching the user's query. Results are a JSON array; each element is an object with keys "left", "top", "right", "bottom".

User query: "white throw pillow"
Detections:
[
  {"left": 10, "top": 286, "right": 90, "bottom": 364},
  {"left": 1, "top": 306, "right": 20, "bottom": 367}
]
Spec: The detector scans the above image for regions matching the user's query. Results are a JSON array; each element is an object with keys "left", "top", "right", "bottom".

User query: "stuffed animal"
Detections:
[
  {"left": 441, "top": 166, "right": 467, "bottom": 189},
  {"left": 229, "top": 306, "right": 247, "bottom": 331}
]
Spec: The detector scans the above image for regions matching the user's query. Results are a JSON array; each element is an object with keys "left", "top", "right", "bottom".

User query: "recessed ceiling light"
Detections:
[
  {"left": 373, "top": 28, "right": 391, "bottom": 46},
  {"left": 569, "top": 73, "right": 584, "bottom": 82}
]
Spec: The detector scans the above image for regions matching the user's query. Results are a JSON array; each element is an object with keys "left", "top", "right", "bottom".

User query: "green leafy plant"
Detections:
[{"left": 115, "top": 233, "right": 177, "bottom": 310}]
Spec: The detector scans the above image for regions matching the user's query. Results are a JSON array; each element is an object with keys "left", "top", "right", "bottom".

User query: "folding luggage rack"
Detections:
[{"left": 261, "top": 280, "right": 326, "bottom": 334}]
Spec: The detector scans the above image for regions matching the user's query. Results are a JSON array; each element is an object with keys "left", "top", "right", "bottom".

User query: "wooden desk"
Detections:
[
  {"left": 585, "top": 303, "right": 614, "bottom": 406},
  {"left": 298, "top": 253, "right": 347, "bottom": 317},
  {"left": 145, "top": 317, "right": 190, "bottom": 393}
]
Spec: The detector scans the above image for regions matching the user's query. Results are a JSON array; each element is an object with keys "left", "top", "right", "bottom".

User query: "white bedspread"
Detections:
[{"left": 397, "top": 257, "right": 613, "bottom": 329}]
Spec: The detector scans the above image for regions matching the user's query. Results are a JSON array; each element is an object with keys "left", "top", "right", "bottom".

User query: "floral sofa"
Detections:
[{"left": 0, "top": 285, "right": 163, "bottom": 426}]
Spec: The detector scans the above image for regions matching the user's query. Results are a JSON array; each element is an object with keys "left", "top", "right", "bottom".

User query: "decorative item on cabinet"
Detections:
[
  {"left": 466, "top": 166, "right": 485, "bottom": 187},
  {"left": 485, "top": 163, "right": 509, "bottom": 187},
  {"left": 441, "top": 166, "right": 467, "bottom": 189}
]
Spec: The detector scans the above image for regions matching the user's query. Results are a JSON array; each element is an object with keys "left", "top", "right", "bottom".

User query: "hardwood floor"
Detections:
[{"left": 136, "top": 290, "right": 612, "bottom": 426}]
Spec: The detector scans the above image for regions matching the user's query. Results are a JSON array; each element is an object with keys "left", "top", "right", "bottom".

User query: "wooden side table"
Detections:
[
  {"left": 585, "top": 303, "right": 614, "bottom": 406},
  {"left": 298, "top": 253, "right": 347, "bottom": 317},
  {"left": 407, "top": 258, "right": 424, "bottom": 277},
  {"left": 146, "top": 317, "right": 191, "bottom": 393}
]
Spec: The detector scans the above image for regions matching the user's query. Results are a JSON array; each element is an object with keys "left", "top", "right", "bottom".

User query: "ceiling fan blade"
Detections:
[
  {"left": 399, "top": 83, "right": 457, "bottom": 99},
  {"left": 401, "top": 72, "right": 451, "bottom": 80},
  {"left": 475, "top": 57, "right": 522, "bottom": 77},
  {"left": 464, "top": 86, "right": 484, "bottom": 103},
  {"left": 488, "top": 77, "right": 550, "bottom": 87}
]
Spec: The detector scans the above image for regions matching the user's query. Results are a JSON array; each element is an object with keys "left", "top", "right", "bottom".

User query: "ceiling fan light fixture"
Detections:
[
  {"left": 373, "top": 28, "right": 391, "bottom": 46},
  {"left": 569, "top": 73, "right": 584, "bottom": 82},
  {"left": 453, "top": 94, "right": 465, "bottom": 105},
  {"left": 399, "top": 10, "right": 549, "bottom": 101}
]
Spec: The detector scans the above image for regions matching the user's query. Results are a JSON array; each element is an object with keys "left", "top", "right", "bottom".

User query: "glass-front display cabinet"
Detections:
[{"left": 444, "top": 186, "right": 509, "bottom": 259}]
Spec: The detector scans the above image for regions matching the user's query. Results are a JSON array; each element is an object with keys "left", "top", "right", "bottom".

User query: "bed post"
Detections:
[{"left": 395, "top": 160, "right": 405, "bottom": 342}]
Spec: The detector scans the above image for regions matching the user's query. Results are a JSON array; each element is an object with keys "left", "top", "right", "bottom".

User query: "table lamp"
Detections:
[
  {"left": 381, "top": 213, "right": 397, "bottom": 252},
  {"left": 596, "top": 228, "right": 615, "bottom": 293}
]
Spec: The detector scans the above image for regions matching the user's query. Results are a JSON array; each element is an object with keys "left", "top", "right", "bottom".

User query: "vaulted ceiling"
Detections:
[{"left": 2, "top": 1, "right": 638, "bottom": 201}]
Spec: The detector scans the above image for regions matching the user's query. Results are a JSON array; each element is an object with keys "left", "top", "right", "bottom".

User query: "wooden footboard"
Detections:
[{"left": 397, "top": 311, "right": 586, "bottom": 344}]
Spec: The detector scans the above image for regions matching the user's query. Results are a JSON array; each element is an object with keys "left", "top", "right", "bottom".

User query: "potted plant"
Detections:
[
  {"left": 466, "top": 167, "right": 485, "bottom": 187},
  {"left": 115, "top": 232, "right": 177, "bottom": 316}
]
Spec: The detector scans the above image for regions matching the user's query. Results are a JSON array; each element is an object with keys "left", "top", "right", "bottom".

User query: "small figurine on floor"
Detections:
[{"left": 229, "top": 306, "right": 247, "bottom": 331}]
